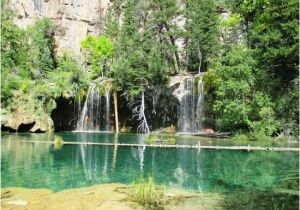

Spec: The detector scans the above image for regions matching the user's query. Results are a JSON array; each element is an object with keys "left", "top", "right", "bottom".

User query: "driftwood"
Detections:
[
  {"left": 177, "top": 132, "right": 231, "bottom": 138},
  {"left": 19, "top": 140, "right": 299, "bottom": 152},
  {"left": 194, "top": 132, "right": 231, "bottom": 138}
]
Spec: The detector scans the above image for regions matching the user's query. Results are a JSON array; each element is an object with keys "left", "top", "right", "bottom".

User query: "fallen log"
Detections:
[
  {"left": 19, "top": 140, "right": 299, "bottom": 152},
  {"left": 193, "top": 132, "right": 231, "bottom": 138}
]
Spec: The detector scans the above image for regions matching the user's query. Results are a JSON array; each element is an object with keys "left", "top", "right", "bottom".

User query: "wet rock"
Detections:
[{"left": 169, "top": 75, "right": 194, "bottom": 102}]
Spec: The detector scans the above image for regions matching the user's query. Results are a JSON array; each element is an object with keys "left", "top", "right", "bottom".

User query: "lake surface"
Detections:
[{"left": 1, "top": 132, "right": 299, "bottom": 208}]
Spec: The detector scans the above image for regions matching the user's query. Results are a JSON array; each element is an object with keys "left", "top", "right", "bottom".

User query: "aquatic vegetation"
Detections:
[
  {"left": 145, "top": 134, "right": 176, "bottom": 145},
  {"left": 129, "top": 176, "right": 166, "bottom": 208},
  {"left": 53, "top": 136, "right": 64, "bottom": 150}
]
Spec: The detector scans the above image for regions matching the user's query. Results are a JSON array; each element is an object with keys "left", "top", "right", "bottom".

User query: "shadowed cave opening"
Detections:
[{"left": 18, "top": 122, "right": 36, "bottom": 132}]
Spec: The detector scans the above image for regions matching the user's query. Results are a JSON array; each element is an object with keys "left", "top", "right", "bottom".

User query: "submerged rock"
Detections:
[
  {"left": 6, "top": 200, "right": 28, "bottom": 206},
  {"left": 2, "top": 184, "right": 298, "bottom": 210},
  {"left": 1, "top": 184, "right": 225, "bottom": 210}
]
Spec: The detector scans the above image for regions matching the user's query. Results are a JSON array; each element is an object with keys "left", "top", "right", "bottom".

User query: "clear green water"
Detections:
[{"left": 1, "top": 132, "right": 299, "bottom": 208}]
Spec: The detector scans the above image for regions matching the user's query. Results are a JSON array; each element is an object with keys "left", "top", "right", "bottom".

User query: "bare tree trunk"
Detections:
[
  {"left": 139, "top": 92, "right": 150, "bottom": 133},
  {"left": 113, "top": 91, "right": 119, "bottom": 133},
  {"left": 197, "top": 41, "right": 202, "bottom": 74},
  {"left": 130, "top": 92, "right": 150, "bottom": 133},
  {"left": 164, "top": 24, "right": 180, "bottom": 72},
  {"left": 185, "top": 38, "right": 189, "bottom": 72}
]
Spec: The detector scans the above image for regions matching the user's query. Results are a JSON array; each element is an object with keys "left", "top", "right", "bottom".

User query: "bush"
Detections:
[
  {"left": 232, "top": 133, "right": 249, "bottom": 141},
  {"left": 129, "top": 176, "right": 166, "bottom": 208},
  {"left": 249, "top": 107, "right": 279, "bottom": 139},
  {"left": 250, "top": 131, "right": 273, "bottom": 142}
]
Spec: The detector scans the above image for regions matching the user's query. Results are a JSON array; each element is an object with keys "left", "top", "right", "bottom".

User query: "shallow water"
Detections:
[{"left": 1, "top": 132, "right": 299, "bottom": 208}]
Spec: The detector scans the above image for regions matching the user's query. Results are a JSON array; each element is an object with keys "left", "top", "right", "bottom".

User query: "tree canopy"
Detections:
[{"left": 1, "top": 0, "right": 298, "bottom": 137}]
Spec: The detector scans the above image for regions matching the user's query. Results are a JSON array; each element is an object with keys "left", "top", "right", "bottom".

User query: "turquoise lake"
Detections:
[{"left": 1, "top": 132, "right": 299, "bottom": 208}]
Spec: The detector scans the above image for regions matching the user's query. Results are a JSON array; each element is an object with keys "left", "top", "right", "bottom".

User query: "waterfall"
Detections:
[
  {"left": 105, "top": 84, "right": 112, "bottom": 131},
  {"left": 174, "top": 74, "right": 204, "bottom": 133},
  {"left": 76, "top": 83, "right": 111, "bottom": 131}
]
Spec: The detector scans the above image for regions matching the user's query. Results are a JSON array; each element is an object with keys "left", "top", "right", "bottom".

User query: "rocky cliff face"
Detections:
[{"left": 9, "top": 0, "right": 111, "bottom": 54}]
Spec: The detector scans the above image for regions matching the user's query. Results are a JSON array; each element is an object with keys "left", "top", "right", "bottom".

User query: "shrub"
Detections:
[{"left": 232, "top": 133, "right": 249, "bottom": 141}]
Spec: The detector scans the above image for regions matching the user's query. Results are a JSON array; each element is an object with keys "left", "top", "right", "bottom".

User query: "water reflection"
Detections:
[
  {"left": 112, "top": 134, "right": 118, "bottom": 172},
  {"left": 76, "top": 133, "right": 110, "bottom": 181},
  {"left": 1, "top": 133, "right": 299, "bottom": 194}
]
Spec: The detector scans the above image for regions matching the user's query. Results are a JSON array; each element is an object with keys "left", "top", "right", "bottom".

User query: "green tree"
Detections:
[
  {"left": 111, "top": 0, "right": 169, "bottom": 98},
  {"left": 212, "top": 46, "right": 256, "bottom": 131},
  {"left": 1, "top": 3, "right": 30, "bottom": 105},
  {"left": 28, "top": 18, "right": 56, "bottom": 79},
  {"left": 81, "top": 35, "right": 114, "bottom": 77},
  {"left": 185, "top": 0, "right": 220, "bottom": 72},
  {"left": 144, "top": 0, "right": 182, "bottom": 73},
  {"left": 227, "top": 0, "right": 299, "bottom": 135}
]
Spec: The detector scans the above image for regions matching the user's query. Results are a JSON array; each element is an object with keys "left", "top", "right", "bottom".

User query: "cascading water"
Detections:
[
  {"left": 175, "top": 74, "right": 204, "bottom": 133},
  {"left": 105, "top": 84, "right": 112, "bottom": 131},
  {"left": 76, "top": 83, "right": 111, "bottom": 131}
]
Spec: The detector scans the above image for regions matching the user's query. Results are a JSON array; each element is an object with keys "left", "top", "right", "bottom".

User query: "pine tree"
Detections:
[{"left": 185, "top": 0, "right": 220, "bottom": 72}]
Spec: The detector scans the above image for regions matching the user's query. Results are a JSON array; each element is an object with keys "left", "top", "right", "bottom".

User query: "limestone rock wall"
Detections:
[{"left": 9, "top": 0, "right": 111, "bottom": 54}]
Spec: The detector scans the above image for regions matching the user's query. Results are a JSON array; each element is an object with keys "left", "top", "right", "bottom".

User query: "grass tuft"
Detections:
[{"left": 129, "top": 176, "right": 166, "bottom": 208}]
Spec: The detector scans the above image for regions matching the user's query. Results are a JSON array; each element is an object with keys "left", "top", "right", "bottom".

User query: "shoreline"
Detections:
[{"left": 1, "top": 183, "right": 298, "bottom": 210}]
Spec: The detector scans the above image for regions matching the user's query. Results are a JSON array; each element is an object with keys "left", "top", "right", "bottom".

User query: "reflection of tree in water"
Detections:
[
  {"left": 196, "top": 148, "right": 204, "bottom": 191},
  {"left": 76, "top": 133, "right": 112, "bottom": 182},
  {"left": 199, "top": 150, "right": 299, "bottom": 192},
  {"left": 174, "top": 148, "right": 204, "bottom": 191},
  {"left": 2, "top": 134, "right": 53, "bottom": 167},
  {"left": 130, "top": 134, "right": 148, "bottom": 173},
  {"left": 137, "top": 134, "right": 147, "bottom": 172},
  {"left": 1, "top": 134, "right": 54, "bottom": 187},
  {"left": 112, "top": 134, "right": 119, "bottom": 172}
]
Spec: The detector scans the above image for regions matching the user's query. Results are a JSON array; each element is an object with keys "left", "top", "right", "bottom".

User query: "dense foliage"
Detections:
[
  {"left": 81, "top": 35, "right": 114, "bottom": 78},
  {"left": 1, "top": 0, "right": 298, "bottom": 137},
  {"left": 1, "top": 4, "right": 87, "bottom": 125},
  {"left": 210, "top": 0, "right": 299, "bottom": 137}
]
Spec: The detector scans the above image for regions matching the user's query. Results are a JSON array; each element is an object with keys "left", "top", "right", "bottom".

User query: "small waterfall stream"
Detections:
[
  {"left": 76, "top": 84, "right": 111, "bottom": 131},
  {"left": 105, "top": 84, "right": 112, "bottom": 131},
  {"left": 173, "top": 74, "right": 204, "bottom": 133}
]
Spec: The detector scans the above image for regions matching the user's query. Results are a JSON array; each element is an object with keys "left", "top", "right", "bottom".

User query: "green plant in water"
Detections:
[
  {"left": 145, "top": 134, "right": 176, "bottom": 145},
  {"left": 53, "top": 136, "right": 64, "bottom": 150},
  {"left": 129, "top": 176, "right": 166, "bottom": 208}
]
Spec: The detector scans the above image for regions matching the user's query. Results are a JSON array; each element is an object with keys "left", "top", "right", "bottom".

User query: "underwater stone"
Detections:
[{"left": 6, "top": 200, "right": 28, "bottom": 206}]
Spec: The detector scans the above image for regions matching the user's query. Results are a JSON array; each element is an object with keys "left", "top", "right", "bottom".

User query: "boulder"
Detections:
[{"left": 1, "top": 96, "right": 54, "bottom": 133}]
